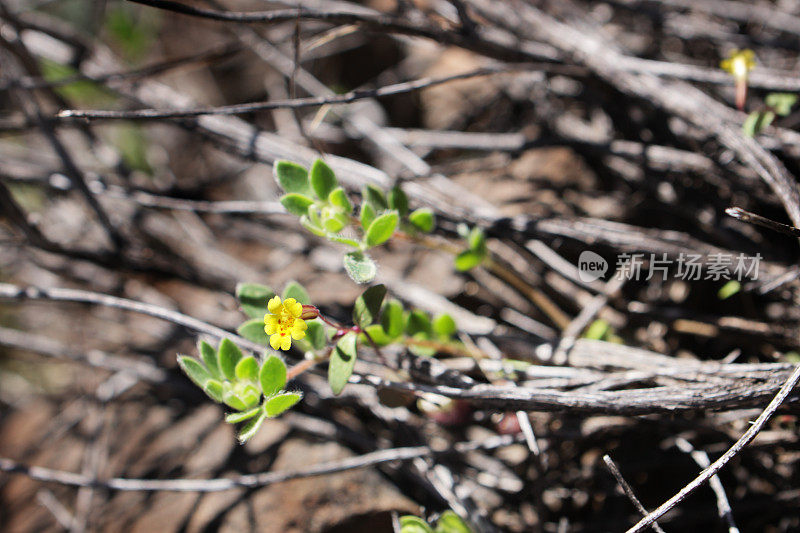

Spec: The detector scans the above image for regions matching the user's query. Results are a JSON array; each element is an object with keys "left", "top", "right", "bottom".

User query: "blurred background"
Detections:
[{"left": 1, "top": 0, "right": 800, "bottom": 531}]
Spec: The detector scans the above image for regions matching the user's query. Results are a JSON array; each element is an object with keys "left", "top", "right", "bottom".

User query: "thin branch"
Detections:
[
  {"left": 602, "top": 455, "right": 666, "bottom": 533},
  {"left": 58, "top": 65, "right": 535, "bottom": 120},
  {"left": 0, "top": 434, "right": 518, "bottom": 492},
  {"left": 674, "top": 438, "right": 740, "bottom": 533},
  {"left": 626, "top": 364, "right": 800, "bottom": 532}
]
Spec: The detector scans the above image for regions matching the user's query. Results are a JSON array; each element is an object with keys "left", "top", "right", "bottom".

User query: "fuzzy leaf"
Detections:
[
  {"left": 236, "top": 282, "right": 275, "bottom": 319},
  {"left": 435, "top": 511, "right": 472, "bottom": 533},
  {"left": 328, "top": 187, "right": 352, "bottom": 212},
  {"left": 235, "top": 355, "right": 259, "bottom": 382},
  {"left": 766, "top": 92, "right": 797, "bottom": 116},
  {"left": 743, "top": 110, "right": 775, "bottom": 137},
  {"left": 282, "top": 280, "right": 311, "bottom": 305},
  {"left": 218, "top": 338, "right": 244, "bottom": 381},
  {"left": 454, "top": 250, "right": 484, "bottom": 271},
  {"left": 365, "top": 211, "right": 399, "bottom": 247},
  {"left": 265, "top": 392, "right": 303, "bottom": 417},
  {"left": 467, "top": 226, "right": 487, "bottom": 254},
  {"left": 380, "top": 299, "right": 405, "bottom": 338},
  {"left": 222, "top": 387, "right": 249, "bottom": 411},
  {"left": 178, "top": 356, "right": 211, "bottom": 388},
  {"left": 388, "top": 184, "right": 409, "bottom": 216},
  {"left": 362, "top": 184, "right": 388, "bottom": 210},
  {"left": 310, "top": 159, "right": 337, "bottom": 200},
  {"left": 328, "top": 234, "right": 362, "bottom": 248},
  {"left": 260, "top": 355, "right": 287, "bottom": 396},
  {"left": 281, "top": 193, "right": 315, "bottom": 217},
  {"left": 329, "top": 331, "right": 357, "bottom": 395},
  {"left": 400, "top": 516, "right": 434, "bottom": 533},
  {"left": 360, "top": 202, "right": 376, "bottom": 230},
  {"left": 432, "top": 314, "right": 457, "bottom": 339},
  {"left": 225, "top": 406, "right": 262, "bottom": 424},
  {"left": 343, "top": 251, "right": 377, "bottom": 284},
  {"left": 300, "top": 215, "right": 327, "bottom": 236},
  {"left": 362, "top": 324, "right": 393, "bottom": 346},
  {"left": 237, "top": 409, "right": 267, "bottom": 444},
  {"left": 306, "top": 321, "right": 326, "bottom": 350},
  {"left": 583, "top": 319, "right": 611, "bottom": 340},
  {"left": 718, "top": 280, "right": 742, "bottom": 300},
  {"left": 274, "top": 160, "right": 310, "bottom": 195},
  {"left": 198, "top": 340, "right": 221, "bottom": 379},
  {"left": 408, "top": 208, "right": 434, "bottom": 232},
  {"left": 237, "top": 318, "right": 269, "bottom": 345},
  {"left": 203, "top": 380, "right": 224, "bottom": 403},
  {"left": 353, "top": 284, "right": 387, "bottom": 328},
  {"left": 406, "top": 310, "right": 433, "bottom": 336}
]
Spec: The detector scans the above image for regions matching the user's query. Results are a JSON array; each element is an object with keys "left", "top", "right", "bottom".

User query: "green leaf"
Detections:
[
  {"left": 583, "top": 319, "right": 610, "bottom": 340},
  {"left": 235, "top": 282, "right": 275, "bottom": 319},
  {"left": 237, "top": 318, "right": 269, "bottom": 345},
  {"left": 281, "top": 193, "right": 315, "bottom": 217},
  {"left": 766, "top": 92, "right": 797, "bottom": 115},
  {"left": 362, "top": 184, "right": 388, "bottom": 210},
  {"left": 435, "top": 511, "right": 472, "bottom": 533},
  {"left": 310, "top": 159, "right": 337, "bottom": 200},
  {"left": 467, "top": 226, "right": 487, "bottom": 255},
  {"left": 328, "top": 187, "right": 352, "bottom": 212},
  {"left": 300, "top": 215, "right": 327, "bottom": 237},
  {"left": 743, "top": 110, "right": 775, "bottom": 137},
  {"left": 306, "top": 321, "right": 327, "bottom": 350},
  {"left": 343, "top": 251, "right": 377, "bottom": 284},
  {"left": 237, "top": 409, "right": 267, "bottom": 444},
  {"left": 236, "top": 383, "right": 261, "bottom": 408},
  {"left": 178, "top": 356, "right": 211, "bottom": 388},
  {"left": 409, "top": 333, "right": 436, "bottom": 357},
  {"left": 265, "top": 392, "right": 303, "bottom": 417},
  {"left": 454, "top": 250, "right": 484, "bottom": 271},
  {"left": 322, "top": 208, "right": 348, "bottom": 233},
  {"left": 362, "top": 324, "right": 394, "bottom": 346},
  {"left": 409, "top": 208, "right": 435, "bottom": 232},
  {"left": 380, "top": 300, "right": 405, "bottom": 339},
  {"left": 329, "top": 331, "right": 357, "bottom": 395},
  {"left": 282, "top": 281, "right": 311, "bottom": 305},
  {"left": 365, "top": 211, "right": 399, "bottom": 247},
  {"left": 225, "top": 406, "right": 262, "bottom": 424},
  {"left": 260, "top": 355, "right": 287, "bottom": 396},
  {"left": 718, "top": 280, "right": 741, "bottom": 300},
  {"left": 432, "top": 314, "right": 457, "bottom": 339},
  {"left": 235, "top": 355, "right": 259, "bottom": 382},
  {"left": 328, "top": 234, "right": 362, "bottom": 248},
  {"left": 360, "top": 202, "right": 376, "bottom": 229},
  {"left": 400, "top": 516, "right": 434, "bottom": 533},
  {"left": 218, "top": 338, "right": 244, "bottom": 381},
  {"left": 222, "top": 387, "right": 249, "bottom": 411},
  {"left": 274, "top": 160, "right": 310, "bottom": 195},
  {"left": 198, "top": 340, "right": 221, "bottom": 379},
  {"left": 353, "top": 284, "right": 387, "bottom": 327},
  {"left": 406, "top": 310, "right": 433, "bottom": 336},
  {"left": 203, "top": 380, "right": 224, "bottom": 403},
  {"left": 389, "top": 185, "right": 409, "bottom": 216}
]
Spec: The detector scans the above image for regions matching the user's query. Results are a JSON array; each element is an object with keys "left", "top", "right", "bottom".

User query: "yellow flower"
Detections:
[
  {"left": 720, "top": 49, "right": 756, "bottom": 79},
  {"left": 264, "top": 296, "right": 307, "bottom": 350}
]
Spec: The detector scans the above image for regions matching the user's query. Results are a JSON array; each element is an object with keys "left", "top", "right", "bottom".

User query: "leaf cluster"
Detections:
[
  {"left": 177, "top": 339, "right": 301, "bottom": 443},
  {"left": 275, "top": 159, "right": 435, "bottom": 283}
]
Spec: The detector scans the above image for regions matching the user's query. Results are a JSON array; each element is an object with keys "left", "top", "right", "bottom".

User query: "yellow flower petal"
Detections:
[
  {"left": 291, "top": 328, "right": 306, "bottom": 341},
  {"left": 265, "top": 316, "right": 279, "bottom": 335},
  {"left": 280, "top": 336, "right": 292, "bottom": 350},
  {"left": 269, "top": 333, "right": 282, "bottom": 350},
  {"left": 267, "top": 296, "right": 282, "bottom": 314},
  {"left": 287, "top": 300, "right": 303, "bottom": 317}
]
